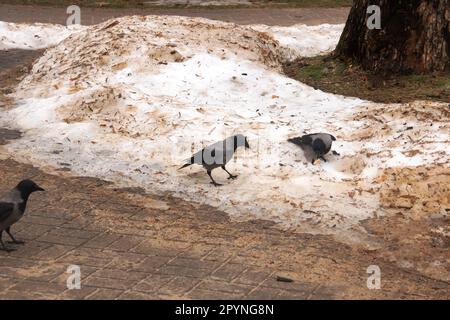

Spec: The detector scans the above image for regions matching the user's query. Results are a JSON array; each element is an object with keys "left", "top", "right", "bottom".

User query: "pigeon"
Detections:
[
  {"left": 0, "top": 179, "right": 45, "bottom": 252},
  {"left": 179, "top": 134, "right": 250, "bottom": 186},
  {"left": 288, "top": 133, "right": 336, "bottom": 164}
]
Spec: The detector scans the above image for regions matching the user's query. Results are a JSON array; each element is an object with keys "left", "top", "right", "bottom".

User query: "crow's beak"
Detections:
[
  {"left": 245, "top": 139, "right": 250, "bottom": 149},
  {"left": 36, "top": 186, "right": 45, "bottom": 192}
]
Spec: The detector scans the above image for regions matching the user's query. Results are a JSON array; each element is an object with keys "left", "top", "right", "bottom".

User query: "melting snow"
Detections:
[
  {"left": 0, "top": 16, "right": 448, "bottom": 234},
  {"left": 0, "top": 21, "right": 85, "bottom": 51}
]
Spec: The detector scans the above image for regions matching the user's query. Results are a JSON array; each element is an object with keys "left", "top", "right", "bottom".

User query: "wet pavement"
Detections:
[{"left": 0, "top": 4, "right": 349, "bottom": 26}]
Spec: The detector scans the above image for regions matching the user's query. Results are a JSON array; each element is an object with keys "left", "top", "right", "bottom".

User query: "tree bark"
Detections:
[{"left": 335, "top": 0, "right": 450, "bottom": 74}]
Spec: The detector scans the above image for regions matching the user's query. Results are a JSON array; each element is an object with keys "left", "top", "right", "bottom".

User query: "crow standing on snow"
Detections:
[
  {"left": 0, "top": 179, "right": 45, "bottom": 252},
  {"left": 179, "top": 134, "right": 250, "bottom": 186},
  {"left": 288, "top": 133, "right": 336, "bottom": 164}
]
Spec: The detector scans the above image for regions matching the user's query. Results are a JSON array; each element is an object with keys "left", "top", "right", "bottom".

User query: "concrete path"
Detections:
[
  {"left": 0, "top": 4, "right": 349, "bottom": 26},
  {"left": 0, "top": 157, "right": 448, "bottom": 300}
]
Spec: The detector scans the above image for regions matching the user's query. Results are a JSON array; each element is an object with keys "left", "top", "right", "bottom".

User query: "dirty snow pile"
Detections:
[
  {"left": 1, "top": 16, "right": 448, "bottom": 233},
  {"left": 0, "top": 21, "right": 85, "bottom": 50},
  {"left": 251, "top": 23, "right": 343, "bottom": 57}
]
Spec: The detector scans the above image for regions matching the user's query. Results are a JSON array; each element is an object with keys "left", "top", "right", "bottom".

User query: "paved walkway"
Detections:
[
  {"left": 0, "top": 157, "right": 448, "bottom": 300},
  {"left": 0, "top": 4, "right": 349, "bottom": 26}
]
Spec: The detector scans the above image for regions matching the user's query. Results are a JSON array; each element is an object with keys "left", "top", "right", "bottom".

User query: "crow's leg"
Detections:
[
  {"left": 0, "top": 231, "right": 15, "bottom": 252},
  {"left": 6, "top": 227, "right": 25, "bottom": 245},
  {"left": 207, "top": 170, "right": 222, "bottom": 187},
  {"left": 221, "top": 165, "right": 238, "bottom": 180}
]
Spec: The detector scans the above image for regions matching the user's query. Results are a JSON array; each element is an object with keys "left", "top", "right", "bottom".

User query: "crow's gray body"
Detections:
[
  {"left": 288, "top": 133, "right": 336, "bottom": 164},
  {"left": 180, "top": 134, "right": 250, "bottom": 186},
  {"left": 0, "top": 180, "right": 44, "bottom": 252}
]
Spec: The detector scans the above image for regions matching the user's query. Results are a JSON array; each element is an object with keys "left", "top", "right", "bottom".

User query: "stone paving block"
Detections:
[
  {"left": 105, "top": 252, "right": 147, "bottom": 270},
  {"left": 0, "top": 265, "right": 35, "bottom": 279},
  {"left": 0, "top": 289, "right": 58, "bottom": 300},
  {"left": 57, "top": 252, "right": 112, "bottom": 268},
  {"left": 307, "top": 285, "right": 339, "bottom": 300},
  {"left": 21, "top": 262, "right": 69, "bottom": 282},
  {"left": 245, "top": 287, "right": 284, "bottom": 300},
  {"left": 167, "top": 257, "right": 220, "bottom": 271},
  {"left": 24, "top": 215, "right": 66, "bottom": 227},
  {"left": 9, "top": 279, "right": 67, "bottom": 297},
  {"left": 13, "top": 223, "right": 55, "bottom": 241},
  {"left": 118, "top": 290, "right": 162, "bottom": 300},
  {"left": 107, "top": 236, "right": 146, "bottom": 252},
  {"left": 46, "top": 227, "right": 100, "bottom": 240},
  {"left": 59, "top": 286, "right": 98, "bottom": 300},
  {"left": 261, "top": 277, "right": 318, "bottom": 293},
  {"left": 61, "top": 216, "right": 99, "bottom": 231},
  {"left": 0, "top": 256, "right": 35, "bottom": 268},
  {"left": 158, "top": 276, "right": 201, "bottom": 296},
  {"left": 0, "top": 241, "right": 51, "bottom": 259},
  {"left": 90, "top": 269, "right": 147, "bottom": 282},
  {"left": 86, "top": 288, "right": 124, "bottom": 300},
  {"left": 84, "top": 276, "right": 140, "bottom": 291},
  {"left": 133, "top": 274, "right": 174, "bottom": 293},
  {"left": 197, "top": 280, "right": 254, "bottom": 295},
  {"left": 234, "top": 267, "right": 273, "bottom": 286},
  {"left": 0, "top": 276, "right": 18, "bottom": 291},
  {"left": 211, "top": 263, "right": 247, "bottom": 282},
  {"left": 83, "top": 232, "right": 122, "bottom": 249},
  {"left": 187, "top": 289, "right": 244, "bottom": 300},
  {"left": 132, "top": 255, "right": 172, "bottom": 273},
  {"left": 35, "top": 244, "right": 76, "bottom": 261},
  {"left": 157, "top": 265, "right": 212, "bottom": 279},
  {"left": 203, "top": 246, "right": 235, "bottom": 263},
  {"left": 177, "top": 244, "right": 215, "bottom": 259},
  {"left": 36, "top": 233, "right": 88, "bottom": 247},
  {"left": 131, "top": 238, "right": 190, "bottom": 256}
]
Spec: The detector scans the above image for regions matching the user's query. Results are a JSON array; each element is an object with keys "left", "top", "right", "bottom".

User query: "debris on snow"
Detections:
[
  {"left": 0, "top": 21, "right": 84, "bottom": 51},
  {"left": 1, "top": 16, "right": 448, "bottom": 234}
]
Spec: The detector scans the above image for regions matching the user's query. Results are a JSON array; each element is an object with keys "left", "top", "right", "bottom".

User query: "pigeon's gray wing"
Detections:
[{"left": 0, "top": 202, "right": 14, "bottom": 223}]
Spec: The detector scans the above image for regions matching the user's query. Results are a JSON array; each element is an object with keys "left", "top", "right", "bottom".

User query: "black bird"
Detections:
[
  {"left": 179, "top": 134, "right": 250, "bottom": 186},
  {"left": 288, "top": 133, "right": 336, "bottom": 164},
  {"left": 0, "top": 179, "right": 45, "bottom": 252}
]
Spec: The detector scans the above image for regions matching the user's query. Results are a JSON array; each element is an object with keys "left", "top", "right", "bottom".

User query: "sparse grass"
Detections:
[
  {"left": 283, "top": 56, "right": 450, "bottom": 103},
  {"left": 1, "top": 0, "right": 352, "bottom": 8}
]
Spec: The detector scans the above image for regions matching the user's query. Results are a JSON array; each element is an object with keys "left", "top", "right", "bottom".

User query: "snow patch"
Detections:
[
  {"left": 1, "top": 16, "right": 448, "bottom": 234},
  {"left": 0, "top": 21, "right": 84, "bottom": 51}
]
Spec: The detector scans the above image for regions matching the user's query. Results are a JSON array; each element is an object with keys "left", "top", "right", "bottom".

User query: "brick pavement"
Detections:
[{"left": 0, "top": 155, "right": 448, "bottom": 299}]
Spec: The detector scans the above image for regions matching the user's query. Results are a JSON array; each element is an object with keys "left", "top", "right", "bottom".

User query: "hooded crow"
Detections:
[
  {"left": 288, "top": 133, "right": 336, "bottom": 164},
  {"left": 179, "top": 134, "right": 250, "bottom": 186},
  {"left": 0, "top": 179, "right": 45, "bottom": 252}
]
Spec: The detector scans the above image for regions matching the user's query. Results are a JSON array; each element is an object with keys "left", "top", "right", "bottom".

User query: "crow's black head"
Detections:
[{"left": 16, "top": 179, "right": 45, "bottom": 196}]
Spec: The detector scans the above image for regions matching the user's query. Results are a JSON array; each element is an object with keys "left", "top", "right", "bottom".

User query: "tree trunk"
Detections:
[{"left": 335, "top": 0, "right": 450, "bottom": 74}]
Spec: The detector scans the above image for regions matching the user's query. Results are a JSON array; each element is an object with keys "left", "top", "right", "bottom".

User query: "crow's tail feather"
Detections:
[
  {"left": 178, "top": 156, "right": 194, "bottom": 170},
  {"left": 287, "top": 137, "right": 303, "bottom": 146}
]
